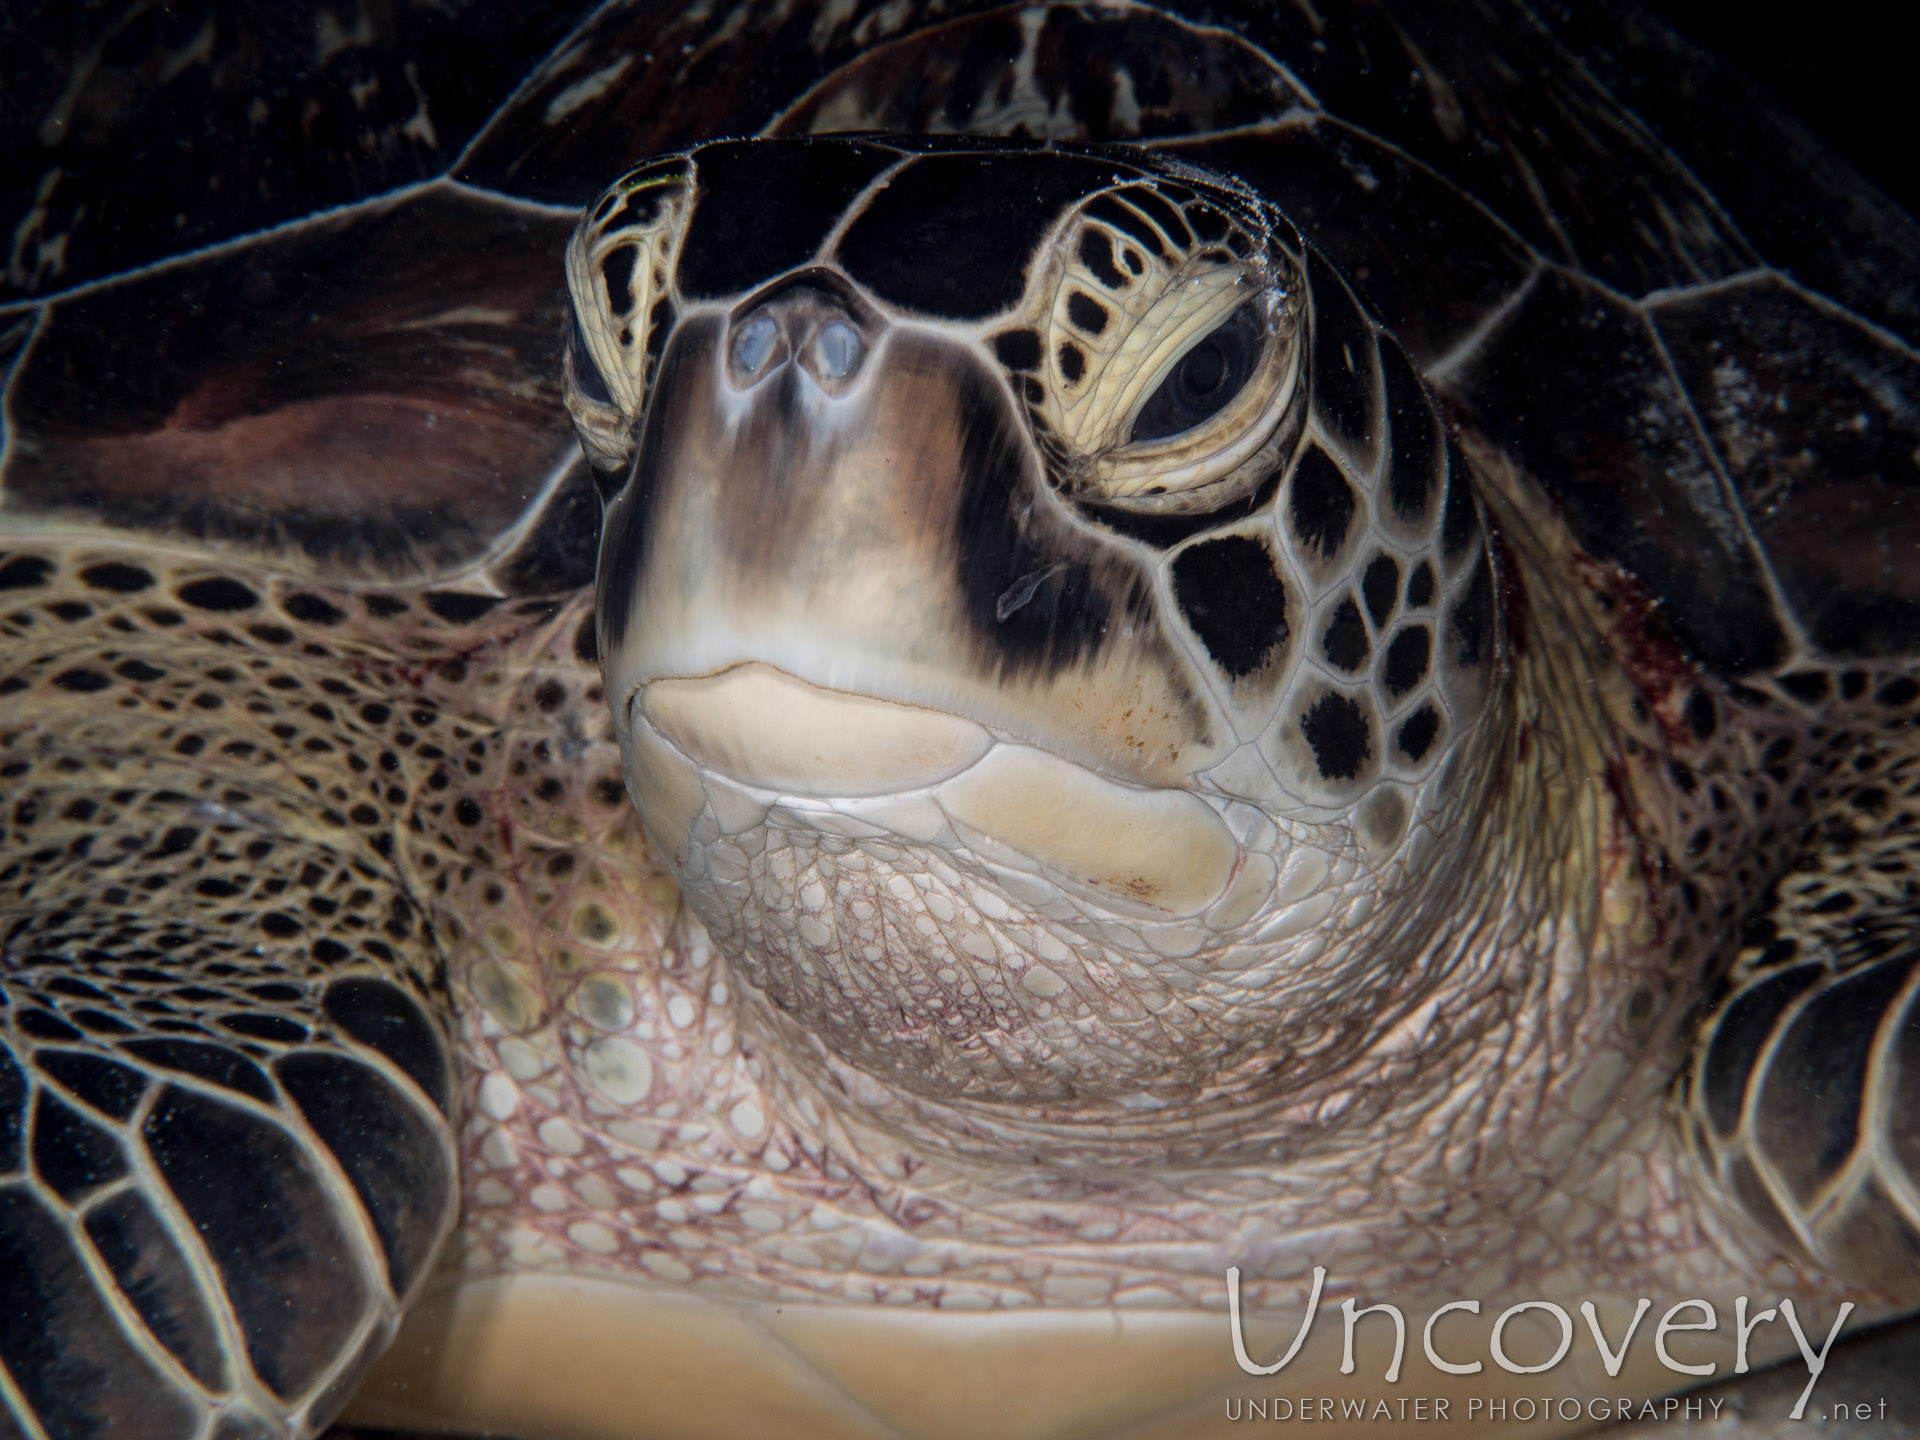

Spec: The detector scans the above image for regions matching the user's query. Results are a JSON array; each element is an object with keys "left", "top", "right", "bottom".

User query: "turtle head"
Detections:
[{"left": 563, "top": 137, "right": 1504, "bottom": 1150}]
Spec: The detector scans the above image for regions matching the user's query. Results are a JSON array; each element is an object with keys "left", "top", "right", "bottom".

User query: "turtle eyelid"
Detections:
[{"left": 564, "top": 165, "right": 694, "bottom": 478}]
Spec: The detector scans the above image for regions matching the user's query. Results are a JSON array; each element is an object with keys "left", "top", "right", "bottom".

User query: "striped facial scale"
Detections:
[{"left": 564, "top": 137, "right": 1500, "bottom": 1140}]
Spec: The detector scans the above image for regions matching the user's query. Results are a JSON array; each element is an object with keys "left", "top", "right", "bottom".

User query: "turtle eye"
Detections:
[
  {"left": 565, "top": 159, "right": 694, "bottom": 480},
  {"left": 1129, "top": 304, "right": 1262, "bottom": 444}
]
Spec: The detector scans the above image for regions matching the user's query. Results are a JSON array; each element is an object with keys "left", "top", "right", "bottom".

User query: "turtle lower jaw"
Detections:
[
  {"left": 614, "top": 662, "right": 1373, "bottom": 1129},
  {"left": 629, "top": 661, "right": 1244, "bottom": 922}
]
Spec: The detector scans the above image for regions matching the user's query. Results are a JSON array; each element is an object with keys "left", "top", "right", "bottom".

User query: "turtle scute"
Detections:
[
  {"left": 11, "top": 0, "right": 1920, "bottom": 1435},
  {"left": 0, "top": 542, "right": 622, "bottom": 1437}
]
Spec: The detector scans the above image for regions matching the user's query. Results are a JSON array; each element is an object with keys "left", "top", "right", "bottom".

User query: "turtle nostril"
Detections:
[
  {"left": 815, "top": 321, "right": 861, "bottom": 380},
  {"left": 730, "top": 313, "right": 778, "bottom": 376}
]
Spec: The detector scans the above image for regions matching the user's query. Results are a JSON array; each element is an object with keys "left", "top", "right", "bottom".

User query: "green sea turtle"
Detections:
[{"left": 4, "top": 3, "right": 1920, "bottom": 1438}]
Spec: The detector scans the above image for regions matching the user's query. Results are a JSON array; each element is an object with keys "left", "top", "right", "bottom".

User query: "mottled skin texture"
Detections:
[
  {"left": 6, "top": 2, "right": 1920, "bottom": 1437},
  {"left": 2, "top": 444, "right": 1908, "bottom": 1440},
  {"left": 0, "top": 464, "right": 1869, "bottom": 1294}
]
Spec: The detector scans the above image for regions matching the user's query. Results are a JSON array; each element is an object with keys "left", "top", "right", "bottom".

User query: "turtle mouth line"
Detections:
[
  {"left": 639, "top": 662, "right": 994, "bottom": 796},
  {"left": 629, "top": 663, "right": 1243, "bottom": 919}
]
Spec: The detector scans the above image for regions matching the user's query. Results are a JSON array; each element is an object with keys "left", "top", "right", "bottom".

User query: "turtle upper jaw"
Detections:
[
  {"left": 595, "top": 296, "right": 1231, "bottom": 796},
  {"left": 641, "top": 663, "right": 996, "bottom": 800}
]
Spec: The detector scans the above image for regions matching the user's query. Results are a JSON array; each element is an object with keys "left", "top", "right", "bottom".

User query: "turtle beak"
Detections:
[
  {"left": 594, "top": 272, "right": 1226, "bottom": 796},
  {"left": 589, "top": 272, "right": 1242, "bottom": 920}
]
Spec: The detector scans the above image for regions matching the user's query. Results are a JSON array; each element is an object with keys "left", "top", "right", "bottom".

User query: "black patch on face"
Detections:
[
  {"left": 1066, "top": 291, "right": 1110, "bottom": 335},
  {"left": 322, "top": 978, "right": 449, "bottom": 1116},
  {"left": 642, "top": 296, "right": 676, "bottom": 385},
  {"left": 1169, "top": 535, "right": 1290, "bottom": 679},
  {"left": 567, "top": 307, "right": 614, "bottom": 406},
  {"left": 1183, "top": 203, "right": 1230, "bottom": 242},
  {"left": 837, "top": 152, "right": 1118, "bottom": 319},
  {"left": 1116, "top": 185, "right": 1194, "bottom": 251},
  {"left": 1397, "top": 704, "right": 1440, "bottom": 763},
  {"left": 1057, "top": 342, "right": 1086, "bottom": 384},
  {"left": 1307, "top": 250, "right": 1376, "bottom": 451},
  {"left": 1288, "top": 445, "right": 1356, "bottom": 559},
  {"left": 1383, "top": 626, "right": 1432, "bottom": 697},
  {"left": 80, "top": 562, "right": 154, "bottom": 593},
  {"left": 1078, "top": 228, "right": 1127, "bottom": 289},
  {"left": 597, "top": 160, "right": 689, "bottom": 226},
  {"left": 1077, "top": 462, "right": 1284, "bottom": 549},
  {"left": 1086, "top": 194, "right": 1170, "bottom": 261},
  {"left": 602, "top": 186, "right": 667, "bottom": 233},
  {"left": 952, "top": 367, "right": 1115, "bottom": 676},
  {"left": 32, "top": 1090, "right": 127, "bottom": 1202},
  {"left": 1382, "top": 338, "right": 1439, "bottom": 523},
  {"left": 83, "top": 1188, "right": 229, "bottom": 1389},
  {"left": 37, "top": 1050, "right": 147, "bottom": 1120},
  {"left": 178, "top": 577, "right": 258, "bottom": 612},
  {"left": 1450, "top": 552, "right": 1495, "bottom": 666},
  {"left": 1321, "top": 597, "right": 1370, "bottom": 672},
  {"left": 1362, "top": 554, "right": 1399, "bottom": 627},
  {"left": 993, "top": 329, "right": 1043, "bottom": 370},
  {"left": 679, "top": 139, "right": 900, "bottom": 301},
  {"left": 120, "top": 1039, "right": 275, "bottom": 1105},
  {"left": 600, "top": 245, "right": 639, "bottom": 316},
  {"left": 1300, "top": 692, "right": 1371, "bottom": 780},
  {"left": 1440, "top": 439, "right": 1479, "bottom": 561},
  {"left": 1406, "top": 561, "right": 1435, "bottom": 609}
]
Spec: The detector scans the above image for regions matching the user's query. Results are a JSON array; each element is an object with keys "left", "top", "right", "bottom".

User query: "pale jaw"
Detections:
[{"left": 613, "top": 660, "right": 1491, "bottom": 1164}]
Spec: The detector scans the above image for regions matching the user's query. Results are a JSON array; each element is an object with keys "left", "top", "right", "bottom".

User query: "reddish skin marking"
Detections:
[
  {"left": 1571, "top": 550, "right": 1705, "bottom": 753},
  {"left": 1577, "top": 557, "right": 1701, "bottom": 955},
  {"left": 1492, "top": 516, "right": 1697, "bottom": 952}
]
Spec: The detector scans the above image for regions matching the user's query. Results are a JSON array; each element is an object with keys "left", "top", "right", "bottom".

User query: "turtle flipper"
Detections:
[
  {"left": 1, "top": 776, "right": 457, "bottom": 1438},
  {"left": 1684, "top": 763, "right": 1920, "bottom": 1289}
]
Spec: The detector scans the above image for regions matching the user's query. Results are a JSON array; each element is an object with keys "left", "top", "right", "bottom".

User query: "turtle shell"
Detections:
[
  {"left": 3, "top": 0, "right": 1917, "bottom": 680},
  {"left": 3, "top": 5, "right": 1920, "bottom": 1438}
]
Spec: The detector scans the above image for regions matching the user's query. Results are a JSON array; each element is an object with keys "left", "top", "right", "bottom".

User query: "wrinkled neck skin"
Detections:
[{"left": 622, "top": 443, "right": 1823, "bottom": 1322}]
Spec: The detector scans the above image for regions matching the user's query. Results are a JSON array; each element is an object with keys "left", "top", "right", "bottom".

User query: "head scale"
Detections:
[{"left": 564, "top": 136, "right": 1502, "bottom": 1152}]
